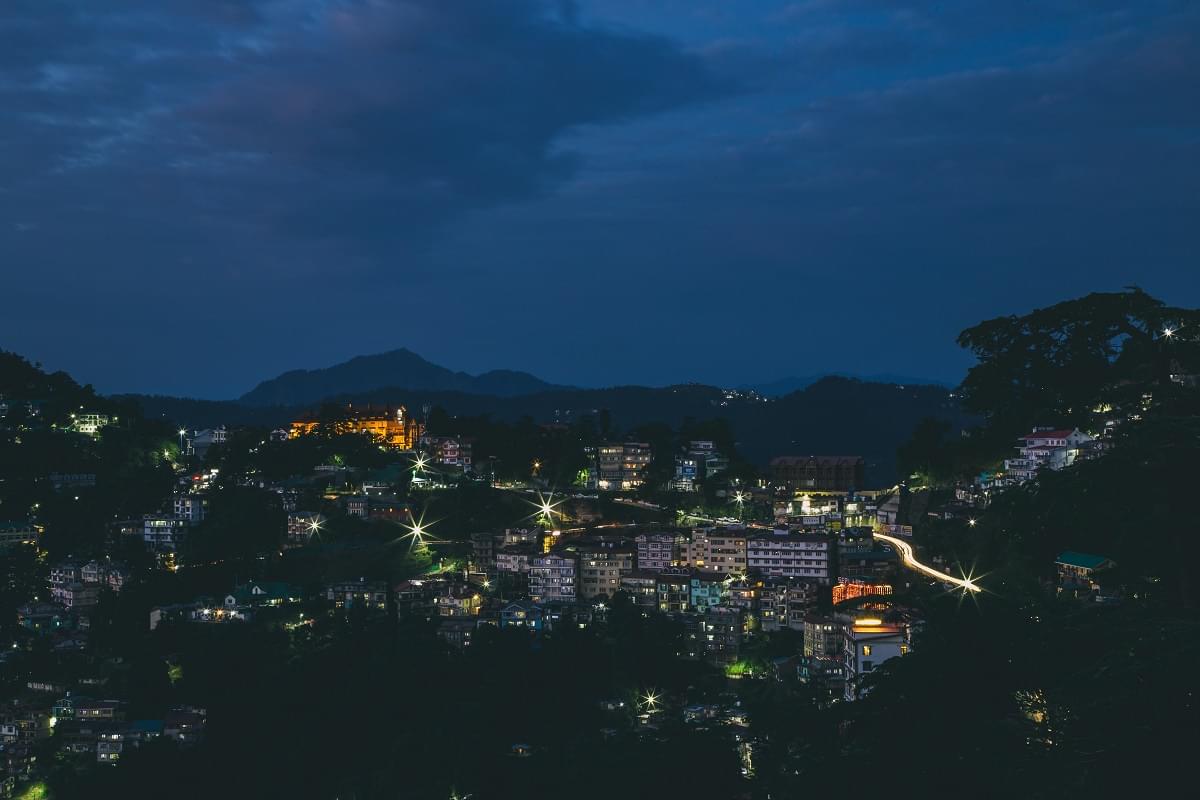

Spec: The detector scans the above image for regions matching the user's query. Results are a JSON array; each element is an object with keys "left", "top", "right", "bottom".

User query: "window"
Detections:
[
  {"left": 862, "top": 645, "right": 872, "bottom": 656},
  {"left": 862, "top": 660, "right": 874, "bottom": 671}
]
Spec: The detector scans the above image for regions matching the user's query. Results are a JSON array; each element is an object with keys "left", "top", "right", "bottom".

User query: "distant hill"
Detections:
[
  {"left": 742, "top": 373, "right": 953, "bottom": 397},
  {"left": 124, "top": 376, "right": 972, "bottom": 485},
  {"left": 238, "top": 348, "right": 568, "bottom": 407}
]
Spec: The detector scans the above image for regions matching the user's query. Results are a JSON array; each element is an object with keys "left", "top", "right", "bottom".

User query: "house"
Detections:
[
  {"left": 438, "top": 617, "right": 478, "bottom": 649},
  {"left": 501, "top": 601, "right": 544, "bottom": 632},
  {"left": 420, "top": 434, "right": 474, "bottom": 469},
  {"left": 843, "top": 618, "right": 909, "bottom": 701},
  {"left": 1005, "top": 428, "right": 1095, "bottom": 482},
  {"left": 326, "top": 579, "right": 388, "bottom": 610},
  {"left": 17, "top": 604, "right": 68, "bottom": 634},
  {"left": 656, "top": 567, "right": 693, "bottom": 613},
  {"left": 1055, "top": 551, "right": 1116, "bottom": 588},
  {"left": 224, "top": 581, "right": 301, "bottom": 608},
  {"left": 287, "top": 511, "right": 322, "bottom": 546},
  {"left": 759, "top": 579, "right": 819, "bottom": 632},
  {"left": 434, "top": 584, "right": 483, "bottom": 617}
]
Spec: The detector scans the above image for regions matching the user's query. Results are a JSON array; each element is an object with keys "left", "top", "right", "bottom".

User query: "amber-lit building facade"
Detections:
[{"left": 290, "top": 405, "right": 424, "bottom": 449}]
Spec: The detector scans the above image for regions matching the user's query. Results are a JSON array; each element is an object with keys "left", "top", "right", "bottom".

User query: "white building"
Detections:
[
  {"left": 71, "top": 412, "right": 112, "bottom": 438},
  {"left": 143, "top": 515, "right": 189, "bottom": 551},
  {"left": 843, "top": 619, "right": 908, "bottom": 701},
  {"left": 173, "top": 494, "right": 208, "bottom": 524},
  {"left": 528, "top": 553, "right": 577, "bottom": 604},
  {"left": 635, "top": 532, "right": 686, "bottom": 572},
  {"left": 747, "top": 530, "right": 831, "bottom": 584},
  {"left": 1004, "top": 428, "right": 1094, "bottom": 482}
]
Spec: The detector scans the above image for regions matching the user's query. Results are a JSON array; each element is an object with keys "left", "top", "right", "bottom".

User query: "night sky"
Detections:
[{"left": 2, "top": 1, "right": 1197, "bottom": 398}]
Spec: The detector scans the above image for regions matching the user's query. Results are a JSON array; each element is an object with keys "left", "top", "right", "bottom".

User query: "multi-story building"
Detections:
[
  {"left": 759, "top": 579, "right": 819, "bottom": 632},
  {"left": 804, "top": 616, "right": 844, "bottom": 659},
  {"left": 50, "top": 561, "right": 83, "bottom": 602},
  {"left": 471, "top": 532, "right": 499, "bottom": 575},
  {"left": 747, "top": 530, "right": 832, "bottom": 584},
  {"left": 577, "top": 544, "right": 634, "bottom": 600},
  {"left": 769, "top": 455, "right": 864, "bottom": 492},
  {"left": 143, "top": 515, "right": 189, "bottom": 551},
  {"left": 596, "top": 442, "right": 652, "bottom": 490},
  {"left": 656, "top": 567, "right": 693, "bottom": 613},
  {"left": 685, "top": 527, "right": 748, "bottom": 576},
  {"left": 287, "top": 511, "right": 322, "bottom": 546},
  {"left": 71, "top": 412, "right": 112, "bottom": 438},
  {"left": 635, "top": 531, "right": 686, "bottom": 572},
  {"left": 843, "top": 618, "right": 908, "bottom": 701},
  {"left": 57, "top": 583, "right": 101, "bottom": 610},
  {"left": 290, "top": 405, "right": 424, "bottom": 450},
  {"left": 690, "top": 574, "right": 729, "bottom": 613},
  {"left": 420, "top": 434, "right": 474, "bottom": 469},
  {"left": 173, "top": 494, "right": 208, "bottom": 524},
  {"left": 1005, "top": 428, "right": 1094, "bottom": 482},
  {"left": 435, "top": 584, "right": 483, "bottom": 617},
  {"left": 528, "top": 553, "right": 577, "bottom": 604},
  {"left": 684, "top": 606, "right": 743, "bottom": 666},
  {"left": 619, "top": 571, "right": 659, "bottom": 608}
]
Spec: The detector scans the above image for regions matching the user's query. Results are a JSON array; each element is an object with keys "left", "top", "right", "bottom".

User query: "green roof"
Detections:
[{"left": 1055, "top": 551, "right": 1112, "bottom": 569}]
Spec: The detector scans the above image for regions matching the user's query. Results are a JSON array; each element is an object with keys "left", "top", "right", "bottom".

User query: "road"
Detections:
[{"left": 874, "top": 531, "right": 982, "bottom": 593}]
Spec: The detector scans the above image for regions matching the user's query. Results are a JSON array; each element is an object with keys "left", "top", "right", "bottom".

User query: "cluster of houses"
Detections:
[{"left": 379, "top": 520, "right": 916, "bottom": 701}]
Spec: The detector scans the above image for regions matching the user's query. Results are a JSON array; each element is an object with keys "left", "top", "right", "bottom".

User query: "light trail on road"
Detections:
[{"left": 874, "top": 531, "right": 981, "bottom": 593}]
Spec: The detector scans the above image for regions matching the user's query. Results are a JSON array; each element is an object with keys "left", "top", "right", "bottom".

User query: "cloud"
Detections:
[{"left": 0, "top": 0, "right": 718, "bottom": 253}]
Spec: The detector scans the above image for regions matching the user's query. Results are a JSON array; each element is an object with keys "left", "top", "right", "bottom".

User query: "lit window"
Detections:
[{"left": 862, "top": 645, "right": 872, "bottom": 656}]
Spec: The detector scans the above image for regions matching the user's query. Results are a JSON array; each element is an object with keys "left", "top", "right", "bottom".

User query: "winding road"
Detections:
[{"left": 874, "top": 531, "right": 982, "bottom": 593}]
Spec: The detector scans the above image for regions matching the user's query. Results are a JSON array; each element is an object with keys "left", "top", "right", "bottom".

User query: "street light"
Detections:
[{"left": 178, "top": 428, "right": 187, "bottom": 453}]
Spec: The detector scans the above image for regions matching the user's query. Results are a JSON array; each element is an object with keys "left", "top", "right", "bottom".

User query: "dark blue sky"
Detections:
[{"left": 2, "top": 1, "right": 1197, "bottom": 398}]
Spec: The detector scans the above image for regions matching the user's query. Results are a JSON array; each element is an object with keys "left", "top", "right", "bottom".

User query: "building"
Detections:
[
  {"left": 576, "top": 543, "right": 634, "bottom": 601},
  {"left": 290, "top": 404, "right": 424, "bottom": 449},
  {"left": 185, "top": 427, "right": 227, "bottom": 459},
  {"left": 747, "top": 530, "right": 832, "bottom": 583},
  {"left": 1005, "top": 428, "right": 1095, "bottom": 482},
  {"left": 500, "top": 601, "right": 543, "bottom": 632},
  {"left": 435, "top": 584, "right": 483, "bottom": 617},
  {"left": 832, "top": 578, "right": 893, "bottom": 605},
  {"left": 143, "top": 515, "right": 189, "bottom": 552},
  {"left": 803, "top": 616, "right": 844, "bottom": 659},
  {"left": 1054, "top": 551, "right": 1116, "bottom": 588},
  {"left": 325, "top": 579, "right": 388, "bottom": 611},
  {"left": 173, "top": 494, "right": 208, "bottom": 524},
  {"left": 528, "top": 553, "right": 577, "bottom": 604},
  {"left": 71, "top": 412, "right": 112, "bottom": 438},
  {"left": 656, "top": 567, "right": 693, "bottom": 613},
  {"left": 596, "top": 442, "right": 652, "bottom": 490},
  {"left": 684, "top": 606, "right": 743, "bottom": 666},
  {"left": 672, "top": 454, "right": 701, "bottom": 492},
  {"left": 471, "top": 532, "right": 499, "bottom": 575},
  {"left": 759, "top": 579, "right": 819, "bottom": 632},
  {"left": 438, "top": 617, "right": 478, "bottom": 649},
  {"left": 0, "top": 522, "right": 37, "bottom": 548},
  {"left": 635, "top": 531, "right": 686, "bottom": 572},
  {"left": 420, "top": 434, "right": 474, "bottom": 469},
  {"left": 287, "top": 511, "right": 322, "bottom": 546},
  {"left": 843, "top": 618, "right": 908, "bottom": 701},
  {"left": 619, "top": 570, "right": 659, "bottom": 608},
  {"left": 690, "top": 574, "right": 729, "bottom": 613},
  {"left": 685, "top": 527, "right": 748, "bottom": 576},
  {"left": 770, "top": 455, "right": 864, "bottom": 492}
]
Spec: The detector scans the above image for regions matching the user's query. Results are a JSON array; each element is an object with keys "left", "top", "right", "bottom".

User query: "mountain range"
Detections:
[
  {"left": 239, "top": 348, "right": 566, "bottom": 406},
  {"left": 116, "top": 348, "right": 970, "bottom": 484}
]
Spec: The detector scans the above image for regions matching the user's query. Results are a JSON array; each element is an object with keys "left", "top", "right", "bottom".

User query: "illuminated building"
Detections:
[
  {"left": 419, "top": 434, "right": 474, "bottom": 469},
  {"left": 596, "top": 442, "right": 652, "bottom": 490},
  {"left": 0, "top": 521, "right": 39, "bottom": 548},
  {"left": 832, "top": 578, "right": 893, "bottom": 605},
  {"left": 619, "top": 570, "right": 659, "bottom": 608},
  {"left": 71, "top": 411, "right": 112, "bottom": 438},
  {"left": 685, "top": 527, "right": 748, "bottom": 575},
  {"left": 635, "top": 531, "right": 687, "bottom": 572},
  {"left": 656, "top": 567, "right": 693, "bottom": 613},
  {"left": 325, "top": 578, "right": 388, "bottom": 611},
  {"left": 690, "top": 574, "right": 729, "bottom": 613},
  {"left": 759, "top": 578, "right": 819, "bottom": 632},
  {"left": 529, "top": 553, "right": 577, "bottom": 604},
  {"left": 576, "top": 543, "right": 634, "bottom": 600},
  {"left": 843, "top": 619, "right": 908, "bottom": 701},
  {"left": 1005, "top": 428, "right": 1094, "bottom": 482},
  {"left": 747, "top": 530, "right": 831, "bottom": 584},
  {"left": 290, "top": 404, "right": 423, "bottom": 449}
]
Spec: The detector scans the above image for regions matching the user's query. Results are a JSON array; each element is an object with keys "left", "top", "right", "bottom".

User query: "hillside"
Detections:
[
  {"left": 122, "top": 377, "right": 970, "bottom": 485},
  {"left": 238, "top": 348, "right": 567, "bottom": 406}
]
